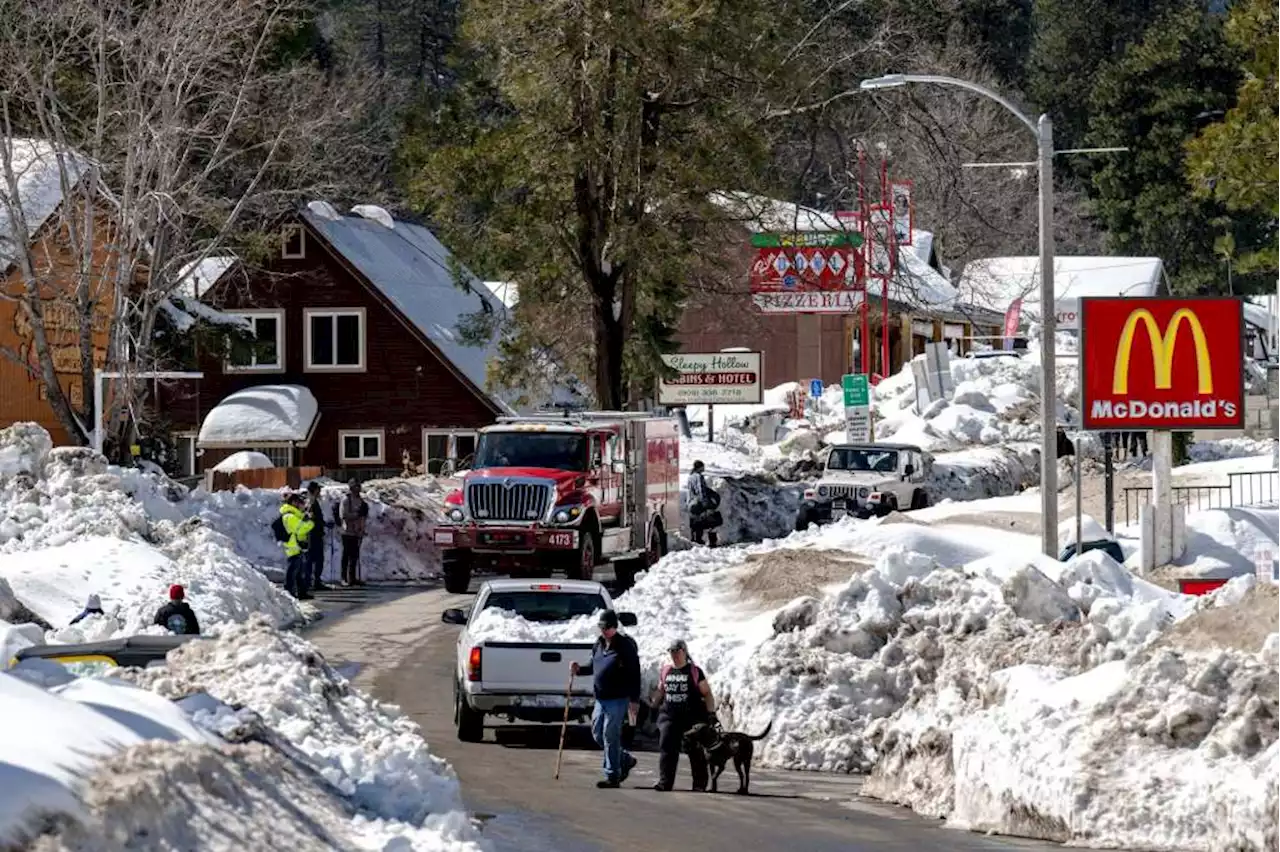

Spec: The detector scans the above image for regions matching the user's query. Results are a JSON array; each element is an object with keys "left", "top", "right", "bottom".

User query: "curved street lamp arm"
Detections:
[{"left": 869, "top": 74, "right": 1039, "bottom": 139}]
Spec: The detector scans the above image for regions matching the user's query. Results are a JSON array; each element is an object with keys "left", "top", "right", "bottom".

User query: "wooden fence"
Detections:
[{"left": 207, "top": 466, "right": 324, "bottom": 492}]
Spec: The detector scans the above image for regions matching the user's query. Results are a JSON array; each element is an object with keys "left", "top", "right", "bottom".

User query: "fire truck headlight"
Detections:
[
  {"left": 447, "top": 508, "right": 465, "bottom": 523},
  {"left": 554, "top": 509, "right": 570, "bottom": 524}
]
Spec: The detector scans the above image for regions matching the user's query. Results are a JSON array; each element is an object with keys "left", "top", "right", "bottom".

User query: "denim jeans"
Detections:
[
  {"left": 285, "top": 553, "right": 309, "bottom": 597},
  {"left": 591, "top": 697, "right": 631, "bottom": 781}
]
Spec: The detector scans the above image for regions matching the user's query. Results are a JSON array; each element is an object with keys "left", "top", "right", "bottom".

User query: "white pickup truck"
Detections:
[{"left": 441, "top": 579, "right": 638, "bottom": 742}]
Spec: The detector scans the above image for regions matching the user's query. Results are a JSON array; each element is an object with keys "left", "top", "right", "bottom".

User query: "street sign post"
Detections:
[
  {"left": 810, "top": 378, "right": 824, "bottom": 398},
  {"left": 842, "top": 373, "right": 872, "bottom": 441}
]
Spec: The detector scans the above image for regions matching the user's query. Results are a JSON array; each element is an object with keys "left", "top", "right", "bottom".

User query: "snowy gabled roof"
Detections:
[
  {"left": 958, "top": 256, "right": 1163, "bottom": 317},
  {"left": 0, "top": 137, "right": 91, "bottom": 271},
  {"left": 198, "top": 384, "right": 320, "bottom": 447},
  {"left": 888, "top": 236, "right": 957, "bottom": 312},
  {"left": 175, "top": 255, "right": 237, "bottom": 299},
  {"left": 710, "top": 191, "right": 851, "bottom": 233},
  {"left": 300, "top": 206, "right": 512, "bottom": 414}
]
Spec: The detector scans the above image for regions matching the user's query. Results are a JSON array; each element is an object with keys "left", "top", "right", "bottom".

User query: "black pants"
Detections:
[
  {"left": 341, "top": 535, "right": 363, "bottom": 584},
  {"left": 309, "top": 536, "right": 325, "bottom": 585},
  {"left": 657, "top": 717, "right": 708, "bottom": 790}
]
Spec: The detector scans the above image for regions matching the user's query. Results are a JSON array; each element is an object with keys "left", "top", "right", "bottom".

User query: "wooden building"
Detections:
[{"left": 160, "top": 203, "right": 514, "bottom": 476}]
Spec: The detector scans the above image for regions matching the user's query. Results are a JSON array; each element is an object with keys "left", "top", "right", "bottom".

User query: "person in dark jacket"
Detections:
[
  {"left": 69, "top": 593, "right": 104, "bottom": 625},
  {"left": 570, "top": 610, "right": 641, "bottom": 788},
  {"left": 650, "top": 638, "right": 716, "bottom": 791},
  {"left": 153, "top": 584, "right": 200, "bottom": 635},
  {"left": 305, "top": 481, "right": 332, "bottom": 591}
]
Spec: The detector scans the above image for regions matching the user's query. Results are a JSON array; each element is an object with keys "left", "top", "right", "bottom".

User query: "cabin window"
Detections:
[
  {"left": 281, "top": 224, "right": 305, "bottom": 259},
  {"left": 305, "top": 308, "right": 365, "bottom": 371},
  {"left": 226, "top": 310, "right": 284, "bottom": 371},
  {"left": 339, "top": 430, "right": 385, "bottom": 464}
]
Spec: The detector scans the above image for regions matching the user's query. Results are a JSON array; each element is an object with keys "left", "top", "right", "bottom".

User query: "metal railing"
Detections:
[{"left": 1122, "top": 469, "right": 1279, "bottom": 526}]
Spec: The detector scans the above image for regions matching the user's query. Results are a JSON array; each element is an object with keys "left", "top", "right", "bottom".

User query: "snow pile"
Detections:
[
  {"left": 0, "top": 433, "right": 303, "bottom": 640},
  {"left": 467, "top": 607, "right": 599, "bottom": 644},
  {"left": 2, "top": 620, "right": 486, "bottom": 850},
  {"left": 1166, "top": 507, "right": 1278, "bottom": 579},
  {"left": 1190, "top": 436, "right": 1278, "bottom": 463},
  {"left": 124, "top": 619, "right": 481, "bottom": 849},
  {"left": 210, "top": 450, "right": 275, "bottom": 472}
]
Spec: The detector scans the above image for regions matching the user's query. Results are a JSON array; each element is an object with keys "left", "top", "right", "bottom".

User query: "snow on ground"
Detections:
[
  {"left": 1189, "top": 436, "right": 1278, "bottom": 463},
  {"left": 2, "top": 619, "right": 486, "bottom": 850}
]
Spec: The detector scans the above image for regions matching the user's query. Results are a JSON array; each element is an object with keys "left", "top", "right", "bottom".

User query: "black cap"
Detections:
[
  {"left": 668, "top": 638, "right": 688, "bottom": 653},
  {"left": 307, "top": 481, "right": 321, "bottom": 493},
  {"left": 598, "top": 610, "right": 619, "bottom": 630},
  {"left": 692, "top": 460, "right": 705, "bottom": 471}
]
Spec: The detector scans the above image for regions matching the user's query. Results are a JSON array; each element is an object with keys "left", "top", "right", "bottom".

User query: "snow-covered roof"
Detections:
[
  {"left": 301, "top": 207, "right": 511, "bottom": 413},
  {"left": 959, "top": 256, "right": 1163, "bottom": 317},
  {"left": 159, "top": 294, "right": 252, "bottom": 333},
  {"left": 889, "top": 237, "right": 957, "bottom": 311},
  {"left": 483, "top": 281, "right": 519, "bottom": 309},
  {"left": 1243, "top": 300, "right": 1275, "bottom": 331},
  {"left": 176, "top": 255, "right": 237, "bottom": 299},
  {"left": 711, "top": 192, "right": 851, "bottom": 233},
  {"left": 197, "top": 384, "right": 319, "bottom": 446},
  {"left": 0, "top": 137, "right": 91, "bottom": 270}
]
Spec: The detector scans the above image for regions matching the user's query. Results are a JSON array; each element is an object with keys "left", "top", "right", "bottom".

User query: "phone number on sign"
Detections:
[{"left": 666, "top": 372, "right": 758, "bottom": 386}]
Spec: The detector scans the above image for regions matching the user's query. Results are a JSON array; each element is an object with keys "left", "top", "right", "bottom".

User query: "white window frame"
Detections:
[
  {"left": 423, "top": 428, "right": 478, "bottom": 474},
  {"left": 225, "top": 309, "right": 286, "bottom": 373},
  {"left": 339, "top": 429, "right": 385, "bottom": 465},
  {"left": 304, "top": 308, "right": 367, "bottom": 372},
  {"left": 281, "top": 223, "right": 306, "bottom": 259}
]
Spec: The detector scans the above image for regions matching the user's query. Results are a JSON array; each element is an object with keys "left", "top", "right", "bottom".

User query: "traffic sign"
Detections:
[
  {"left": 809, "top": 378, "right": 824, "bottom": 398},
  {"left": 841, "top": 373, "right": 870, "bottom": 407}
]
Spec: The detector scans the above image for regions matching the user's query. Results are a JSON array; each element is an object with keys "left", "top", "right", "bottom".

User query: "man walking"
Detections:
[
  {"left": 687, "top": 460, "right": 722, "bottom": 547},
  {"left": 280, "top": 490, "right": 315, "bottom": 600},
  {"left": 570, "top": 610, "right": 641, "bottom": 788},
  {"left": 338, "top": 480, "right": 369, "bottom": 586},
  {"left": 305, "top": 481, "right": 331, "bottom": 591}
]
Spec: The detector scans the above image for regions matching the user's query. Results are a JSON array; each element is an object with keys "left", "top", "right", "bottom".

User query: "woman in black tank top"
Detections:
[{"left": 650, "top": 639, "right": 717, "bottom": 791}]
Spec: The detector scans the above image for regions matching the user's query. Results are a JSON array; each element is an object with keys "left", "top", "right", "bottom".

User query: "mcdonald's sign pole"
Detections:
[{"left": 1080, "top": 297, "right": 1245, "bottom": 568}]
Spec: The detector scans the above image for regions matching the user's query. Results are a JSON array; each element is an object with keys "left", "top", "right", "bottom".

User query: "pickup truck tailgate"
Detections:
[{"left": 480, "top": 641, "right": 595, "bottom": 695}]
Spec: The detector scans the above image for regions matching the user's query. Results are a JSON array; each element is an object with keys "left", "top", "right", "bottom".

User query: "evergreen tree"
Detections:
[
  {"left": 1027, "top": 0, "right": 1180, "bottom": 150},
  {"left": 1085, "top": 1, "right": 1271, "bottom": 294},
  {"left": 404, "top": 0, "right": 798, "bottom": 408},
  {"left": 1185, "top": 0, "right": 1278, "bottom": 275}
]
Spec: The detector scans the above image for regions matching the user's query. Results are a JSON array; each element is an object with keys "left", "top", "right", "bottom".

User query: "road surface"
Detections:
[{"left": 306, "top": 583, "right": 1063, "bottom": 852}]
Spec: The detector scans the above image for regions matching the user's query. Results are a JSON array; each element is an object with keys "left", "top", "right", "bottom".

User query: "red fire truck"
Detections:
[{"left": 432, "top": 412, "right": 681, "bottom": 593}]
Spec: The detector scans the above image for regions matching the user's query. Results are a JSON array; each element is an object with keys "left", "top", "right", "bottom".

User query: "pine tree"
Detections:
[
  {"left": 1085, "top": 1, "right": 1271, "bottom": 295},
  {"left": 404, "top": 0, "right": 796, "bottom": 408},
  {"left": 1185, "top": 0, "right": 1278, "bottom": 275}
]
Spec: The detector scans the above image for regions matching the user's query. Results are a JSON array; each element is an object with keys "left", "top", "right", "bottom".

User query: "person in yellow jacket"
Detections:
[{"left": 280, "top": 491, "right": 316, "bottom": 600}]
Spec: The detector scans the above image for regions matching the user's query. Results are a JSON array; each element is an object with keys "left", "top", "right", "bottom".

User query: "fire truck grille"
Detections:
[{"left": 467, "top": 480, "right": 553, "bottom": 523}]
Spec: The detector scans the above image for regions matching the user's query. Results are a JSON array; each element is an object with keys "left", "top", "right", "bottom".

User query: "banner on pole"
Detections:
[
  {"left": 890, "top": 181, "right": 913, "bottom": 246},
  {"left": 1003, "top": 298, "right": 1023, "bottom": 350},
  {"left": 865, "top": 205, "right": 894, "bottom": 281}
]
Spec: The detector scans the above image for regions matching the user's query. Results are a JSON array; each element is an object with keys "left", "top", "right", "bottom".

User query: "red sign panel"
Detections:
[
  {"left": 1080, "top": 297, "right": 1244, "bottom": 430},
  {"left": 750, "top": 246, "right": 861, "bottom": 290}
]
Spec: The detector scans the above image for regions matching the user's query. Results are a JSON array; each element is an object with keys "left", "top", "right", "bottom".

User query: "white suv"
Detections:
[{"left": 795, "top": 443, "right": 933, "bottom": 530}]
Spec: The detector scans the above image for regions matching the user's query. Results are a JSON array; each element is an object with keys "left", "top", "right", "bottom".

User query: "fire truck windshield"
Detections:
[{"left": 472, "top": 432, "right": 589, "bottom": 471}]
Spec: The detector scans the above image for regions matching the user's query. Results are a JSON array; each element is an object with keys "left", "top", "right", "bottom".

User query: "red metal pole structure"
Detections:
[
  {"left": 880, "top": 157, "right": 890, "bottom": 381},
  {"left": 859, "top": 148, "right": 870, "bottom": 375}
]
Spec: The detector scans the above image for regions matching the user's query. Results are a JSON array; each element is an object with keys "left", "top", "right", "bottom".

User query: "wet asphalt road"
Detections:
[{"left": 304, "top": 581, "right": 1067, "bottom": 852}]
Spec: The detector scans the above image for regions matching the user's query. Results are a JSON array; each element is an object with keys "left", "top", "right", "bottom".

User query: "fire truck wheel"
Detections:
[
  {"left": 442, "top": 553, "right": 472, "bottom": 594},
  {"left": 568, "top": 529, "right": 597, "bottom": 581}
]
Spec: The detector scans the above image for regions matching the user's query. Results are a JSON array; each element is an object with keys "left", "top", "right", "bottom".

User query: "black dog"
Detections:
[{"left": 682, "top": 720, "right": 772, "bottom": 794}]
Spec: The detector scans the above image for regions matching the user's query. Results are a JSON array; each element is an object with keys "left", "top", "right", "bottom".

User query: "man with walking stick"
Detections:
[{"left": 569, "top": 610, "right": 640, "bottom": 788}]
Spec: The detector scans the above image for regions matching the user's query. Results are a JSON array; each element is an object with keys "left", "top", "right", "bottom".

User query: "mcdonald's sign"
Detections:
[{"left": 1080, "top": 297, "right": 1244, "bottom": 430}]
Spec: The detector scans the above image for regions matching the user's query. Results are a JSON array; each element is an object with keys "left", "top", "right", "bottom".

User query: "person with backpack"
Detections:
[
  {"left": 687, "top": 460, "right": 722, "bottom": 547},
  {"left": 153, "top": 584, "right": 200, "bottom": 635},
  {"left": 650, "top": 638, "right": 717, "bottom": 791},
  {"left": 274, "top": 490, "right": 315, "bottom": 600},
  {"left": 338, "top": 480, "right": 369, "bottom": 586}
]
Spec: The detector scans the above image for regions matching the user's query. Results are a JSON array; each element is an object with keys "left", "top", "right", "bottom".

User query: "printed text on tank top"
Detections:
[{"left": 661, "top": 663, "right": 701, "bottom": 712}]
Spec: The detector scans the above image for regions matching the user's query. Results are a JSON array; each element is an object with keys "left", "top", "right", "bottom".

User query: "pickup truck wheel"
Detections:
[
  {"left": 910, "top": 489, "right": 930, "bottom": 511},
  {"left": 442, "top": 554, "right": 472, "bottom": 594},
  {"left": 567, "top": 531, "right": 596, "bottom": 581},
  {"left": 456, "top": 687, "right": 485, "bottom": 742}
]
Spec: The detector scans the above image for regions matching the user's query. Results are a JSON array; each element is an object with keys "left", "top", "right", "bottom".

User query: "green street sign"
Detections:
[
  {"left": 842, "top": 373, "right": 870, "bottom": 407},
  {"left": 751, "top": 231, "right": 864, "bottom": 249}
]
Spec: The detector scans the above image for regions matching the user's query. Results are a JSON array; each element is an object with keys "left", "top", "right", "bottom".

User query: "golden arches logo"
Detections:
[{"left": 1112, "top": 308, "right": 1213, "bottom": 395}]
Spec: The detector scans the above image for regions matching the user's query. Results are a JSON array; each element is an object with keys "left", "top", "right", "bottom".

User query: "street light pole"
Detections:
[{"left": 860, "top": 73, "right": 1059, "bottom": 557}]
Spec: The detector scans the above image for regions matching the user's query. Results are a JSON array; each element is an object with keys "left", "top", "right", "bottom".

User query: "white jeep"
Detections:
[{"left": 795, "top": 443, "right": 933, "bottom": 530}]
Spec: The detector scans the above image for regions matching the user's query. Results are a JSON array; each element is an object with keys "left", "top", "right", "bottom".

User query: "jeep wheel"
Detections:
[
  {"left": 442, "top": 552, "right": 472, "bottom": 594},
  {"left": 567, "top": 531, "right": 596, "bottom": 581},
  {"left": 878, "top": 495, "right": 899, "bottom": 517},
  {"left": 455, "top": 684, "right": 485, "bottom": 742},
  {"left": 795, "top": 508, "right": 811, "bottom": 531},
  {"left": 910, "top": 489, "right": 930, "bottom": 511}
]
